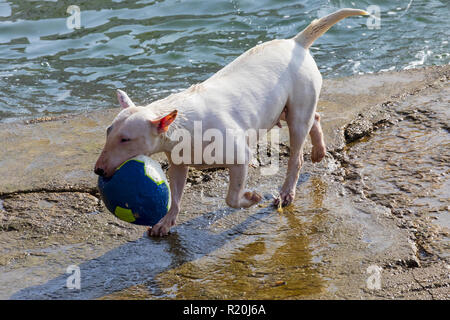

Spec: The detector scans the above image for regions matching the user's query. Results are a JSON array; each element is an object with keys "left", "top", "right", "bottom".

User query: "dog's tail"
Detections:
[{"left": 293, "top": 8, "right": 369, "bottom": 49}]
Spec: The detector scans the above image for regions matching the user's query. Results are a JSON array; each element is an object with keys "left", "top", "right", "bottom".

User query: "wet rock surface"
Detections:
[
  {"left": 0, "top": 66, "right": 449, "bottom": 299},
  {"left": 342, "top": 72, "right": 449, "bottom": 262}
]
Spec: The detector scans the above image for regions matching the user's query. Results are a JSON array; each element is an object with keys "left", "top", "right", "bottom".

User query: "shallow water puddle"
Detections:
[
  {"left": 150, "top": 209, "right": 325, "bottom": 299},
  {"left": 100, "top": 177, "right": 329, "bottom": 299}
]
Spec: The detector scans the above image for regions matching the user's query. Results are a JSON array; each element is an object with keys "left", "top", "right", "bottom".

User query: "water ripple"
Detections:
[{"left": 0, "top": 0, "right": 448, "bottom": 121}]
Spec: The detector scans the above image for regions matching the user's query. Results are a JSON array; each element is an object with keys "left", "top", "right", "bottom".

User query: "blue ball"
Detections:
[{"left": 98, "top": 155, "right": 171, "bottom": 226}]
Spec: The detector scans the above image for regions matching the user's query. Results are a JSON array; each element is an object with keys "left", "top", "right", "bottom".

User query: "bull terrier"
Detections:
[{"left": 95, "top": 8, "right": 369, "bottom": 236}]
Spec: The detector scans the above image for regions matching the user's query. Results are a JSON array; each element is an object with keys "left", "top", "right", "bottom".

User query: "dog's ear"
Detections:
[
  {"left": 150, "top": 110, "right": 178, "bottom": 134},
  {"left": 116, "top": 89, "right": 136, "bottom": 109}
]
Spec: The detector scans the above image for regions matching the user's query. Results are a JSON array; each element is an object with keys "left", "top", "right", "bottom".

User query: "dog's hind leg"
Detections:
[
  {"left": 309, "top": 113, "right": 326, "bottom": 163},
  {"left": 226, "top": 164, "right": 262, "bottom": 208},
  {"left": 274, "top": 101, "right": 316, "bottom": 207}
]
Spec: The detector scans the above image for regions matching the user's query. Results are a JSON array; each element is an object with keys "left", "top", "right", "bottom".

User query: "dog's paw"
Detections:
[
  {"left": 148, "top": 215, "right": 176, "bottom": 237},
  {"left": 244, "top": 191, "right": 262, "bottom": 204},
  {"left": 148, "top": 224, "right": 171, "bottom": 237},
  {"left": 311, "top": 144, "right": 326, "bottom": 163},
  {"left": 273, "top": 189, "right": 295, "bottom": 208}
]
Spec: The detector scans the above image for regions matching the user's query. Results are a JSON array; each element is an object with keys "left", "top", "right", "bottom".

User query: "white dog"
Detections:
[{"left": 95, "top": 8, "right": 369, "bottom": 236}]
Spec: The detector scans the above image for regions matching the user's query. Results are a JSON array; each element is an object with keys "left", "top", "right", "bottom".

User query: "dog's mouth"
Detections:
[
  {"left": 94, "top": 167, "right": 106, "bottom": 177},
  {"left": 104, "top": 154, "right": 140, "bottom": 178}
]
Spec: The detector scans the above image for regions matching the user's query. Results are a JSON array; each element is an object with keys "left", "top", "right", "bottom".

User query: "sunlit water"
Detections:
[{"left": 0, "top": 0, "right": 448, "bottom": 121}]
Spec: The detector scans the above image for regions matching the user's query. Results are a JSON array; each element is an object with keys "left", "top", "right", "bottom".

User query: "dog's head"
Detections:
[{"left": 94, "top": 90, "right": 177, "bottom": 177}]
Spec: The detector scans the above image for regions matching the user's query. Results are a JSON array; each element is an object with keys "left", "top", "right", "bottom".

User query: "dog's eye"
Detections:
[
  {"left": 120, "top": 138, "right": 131, "bottom": 143},
  {"left": 106, "top": 126, "right": 112, "bottom": 136}
]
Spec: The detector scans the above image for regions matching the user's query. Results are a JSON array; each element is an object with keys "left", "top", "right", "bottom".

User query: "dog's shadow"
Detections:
[{"left": 10, "top": 199, "right": 281, "bottom": 299}]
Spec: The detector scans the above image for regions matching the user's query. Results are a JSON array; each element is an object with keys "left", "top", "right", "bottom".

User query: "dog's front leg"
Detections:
[
  {"left": 226, "top": 164, "right": 262, "bottom": 209},
  {"left": 149, "top": 162, "right": 188, "bottom": 237}
]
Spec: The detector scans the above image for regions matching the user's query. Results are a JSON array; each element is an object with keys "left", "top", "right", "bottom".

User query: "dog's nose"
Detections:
[{"left": 94, "top": 167, "right": 105, "bottom": 176}]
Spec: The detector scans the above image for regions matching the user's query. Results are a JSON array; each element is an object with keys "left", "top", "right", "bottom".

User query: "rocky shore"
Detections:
[{"left": 0, "top": 65, "right": 448, "bottom": 299}]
